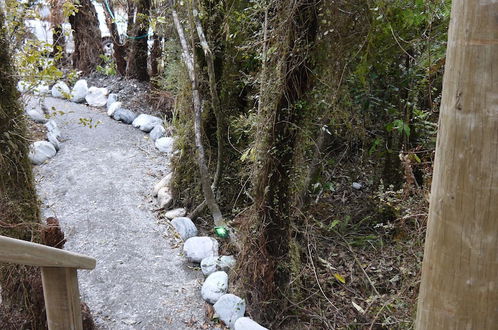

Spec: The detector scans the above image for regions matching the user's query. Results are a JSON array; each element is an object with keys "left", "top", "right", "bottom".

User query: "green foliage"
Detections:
[
  {"left": 349, "top": 0, "right": 451, "bottom": 154},
  {"left": 3, "top": 0, "right": 77, "bottom": 92},
  {"left": 96, "top": 54, "right": 117, "bottom": 76}
]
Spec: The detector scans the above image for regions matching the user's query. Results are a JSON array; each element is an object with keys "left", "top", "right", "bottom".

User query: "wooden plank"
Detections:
[
  {"left": 0, "top": 235, "right": 95, "bottom": 269},
  {"left": 42, "top": 267, "right": 83, "bottom": 330}
]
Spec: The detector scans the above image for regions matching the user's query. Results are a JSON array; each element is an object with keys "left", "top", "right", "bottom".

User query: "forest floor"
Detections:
[{"left": 30, "top": 96, "right": 213, "bottom": 329}]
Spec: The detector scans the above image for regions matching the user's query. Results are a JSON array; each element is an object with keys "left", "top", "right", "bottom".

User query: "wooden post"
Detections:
[
  {"left": 415, "top": 0, "right": 498, "bottom": 329},
  {"left": 41, "top": 268, "right": 83, "bottom": 330}
]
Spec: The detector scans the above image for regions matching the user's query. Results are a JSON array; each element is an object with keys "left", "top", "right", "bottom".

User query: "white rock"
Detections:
[
  {"left": 17, "top": 81, "right": 29, "bottom": 93},
  {"left": 171, "top": 217, "right": 198, "bottom": 240},
  {"left": 27, "top": 109, "right": 47, "bottom": 123},
  {"left": 157, "top": 187, "right": 172, "bottom": 209},
  {"left": 201, "top": 271, "right": 228, "bottom": 304},
  {"left": 47, "top": 132, "right": 60, "bottom": 151},
  {"left": 29, "top": 141, "right": 57, "bottom": 165},
  {"left": 155, "top": 137, "right": 174, "bottom": 154},
  {"left": 85, "top": 87, "right": 108, "bottom": 107},
  {"left": 165, "top": 208, "right": 186, "bottom": 219},
  {"left": 45, "top": 120, "right": 61, "bottom": 139},
  {"left": 201, "top": 256, "right": 236, "bottom": 276},
  {"left": 149, "top": 125, "right": 165, "bottom": 141},
  {"left": 234, "top": 317, "right": 268, "bottom": 330},
  {"left": 33, "top": 83, "right": 50, "bottom": 95},
  {"left": 183, "top": 236, "right": 219, "bottom": 263},
  {"left": 153, "top": 173, "right": 172, "bottom": 197},
  {"left": 214, "top": 294, "right": 246, "bottom": 328},
  {"left": 51, "top": 81, "right": 70, "bottom": 98},
  {"left": 113, "top": 108, "right": 137, "bottom": 124},
  {"left": 106, "top": 93, "right": 118, "bottom": 109},
  {"left": 107, "top": 101, "right": 122, "bottom": 117},
  {"left": 132, "top": 114, "right": 163, "bottom": 133},
  {"left": 71, "top": 79, "right": 88, "bottom": 103},
  {"left": 352, "top": 182, "right": 363, "bottom": 190}
]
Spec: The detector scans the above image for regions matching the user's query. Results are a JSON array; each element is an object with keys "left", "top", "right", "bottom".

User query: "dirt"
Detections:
[{"left": 32, "top": 97, "right": 214, "bottom": 329}]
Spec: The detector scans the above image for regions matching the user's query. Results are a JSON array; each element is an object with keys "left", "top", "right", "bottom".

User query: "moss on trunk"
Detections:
[{"left": 0, "top": 11, "right": 46, "bottom": 329}]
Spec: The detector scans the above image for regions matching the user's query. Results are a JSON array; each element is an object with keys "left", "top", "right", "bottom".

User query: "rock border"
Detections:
[
  {"left": 154, "top": 181, "right": 267, "bottom": 329},
  {"left": 24, "top": 79, "right": 174, "bottom": 166}
]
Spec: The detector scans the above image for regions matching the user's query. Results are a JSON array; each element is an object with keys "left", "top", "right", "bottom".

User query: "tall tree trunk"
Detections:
[
  {"left": 126, "top": 0, "right": 150, "bottom": 81},
  {"left": 192, "top": 1, "right": 224, "bottom": 191},
  {"left": 237, "top": 0, "right": 317, "bottom": 321},
  {"left": 172, "top": 9, "right": 224, "bottom": 226},
  {"left": 103, "top": 0, "right": 127, "bottom": 75},
  {"left": 69, "top": 0, "right": 103, "bottom": 74},
  {"left": 0, "top": 11, "right": 46, "bottom": 329},
  {"left": 415, "top": 1, "right": 498, "bottom": 328}
]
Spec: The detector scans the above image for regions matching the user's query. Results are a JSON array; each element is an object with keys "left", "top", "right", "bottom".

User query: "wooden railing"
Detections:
[{"left": 0, "top": 235, "right": 96, "bottom": 330}]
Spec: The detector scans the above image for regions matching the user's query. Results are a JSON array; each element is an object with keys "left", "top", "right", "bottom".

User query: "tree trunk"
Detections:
[
  {"left": 172, "top": 9, "right": 224, "bottom": 226},
  {"left": 69, "top": 0, "right": 103, "bottom": 75},
  {"left": 415, "top": 1, "right": 498, "bottom": 329},
  {"left": 126, "top": 0, "right": 150, "bottom": 81},
  {"left": 237, "top": 0, "right": 317, "bottom": 320},
  {"left": 150, "top": 34, "right": 161, "bottom": 78},
  {"left": 192, "top": 2, "right": 224, "bottom": 191},
  {"left": 103, "top": 0, "right": 127, "bottom": 76},
  {"left": 0, "top": 11, "right": 45, "bottom": 329}
]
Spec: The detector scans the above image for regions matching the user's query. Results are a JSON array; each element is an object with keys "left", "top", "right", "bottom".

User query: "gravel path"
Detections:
[{"left": 34, "top": 97, "right": 208, "bottom": 329}]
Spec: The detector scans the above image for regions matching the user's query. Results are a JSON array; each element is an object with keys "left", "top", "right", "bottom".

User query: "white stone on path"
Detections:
[
  {"left": 183, "top": 236, "right": 219, "bottom": 263},
  {"left": 157, "top": 187, "right": 172, "bottom": 209},
  {"left": 85, "top": 87, "right": 108, "bottom": 107},
  {"left": 165, "top": 208, "right": 186, "bottom": 219},
  {"left": 155, "top": 137, "right": 174, "bottom": 153},
  {"left": 51, "top": 81, "right": 70, "bottom": 98},
  {"left": 107, "top": 101, "right": 122, "bottom": 117},
  {"left": 201, "top": 256, "right": 236, "bottom": 276},
  {"left": 47, "top": 132, "right": 60, "bottom": 151},
  {"left": 106, "top": 93, "right": 118, "bottom": 109},
  {"left": 149, "top": 125, "right": 165, "bottom": 141},
  {"left": 71, "top": 79, "right": 88, "bottom": 103},
  {"left": 17, "top": 81, "right": 29, "bottom": 93},
  {"left": 234, "top": 317, "right": 268, "bottom": 330},
  {"left": 26, "top": 109, "right": 47, "bottom": 123},
  {"left": 33, "top": 83, "right": 50, "bottom": 95},
  {"left": 29, "top": 141, "right": 57, "bottom": 165},
  {"left": 213, "top": 294, "right": 246, "bottom": 328},
  {"left": 45, "top": 120, "right": 61, "bottom": 139},
  {"left": 153, "top": 173, "right": 171, "bottom": 197},
  {"left": 170, "top": 217, "right": 197, "bottom": 240},
  {"left": 201, "top": 271, "right": 228, "bottom": 304},
  {"left": 113, "top": 108, "right": 137, "bottom": 124},
  {"left": 132, "top": 114, "right": 163, "bottom": 133}
]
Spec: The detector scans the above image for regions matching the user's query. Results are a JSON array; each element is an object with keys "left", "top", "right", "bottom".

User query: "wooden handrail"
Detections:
[
  {"left": 0, "top": 235, "right": 96, "bottom": 330},
  {"left": 0, "top": 235, "right": 96, "bottom": 269}
]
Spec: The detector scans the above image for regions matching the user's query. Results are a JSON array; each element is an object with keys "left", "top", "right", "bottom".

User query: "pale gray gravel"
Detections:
[{"left": 33, "top": 97, "right": 210, "bottom": 329}]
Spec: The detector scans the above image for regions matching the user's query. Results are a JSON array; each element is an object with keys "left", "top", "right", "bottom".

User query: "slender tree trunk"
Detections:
[
  {"left": 50, "top": 24, "right": 64, "bottom": 62},
  {"left": 415, "top": 1, "right": 498, "bottom": 328},
  {"left": 0, "top": 11, "right": 46, "bottom": 329},
  {"left": 68, "top": 0, "right": 103, "bottom": 74},
  {"left": 192, "top": 2, "right": 224, "bottom": 191},
  {"left": 150, "top": 34, "right": 161, "bottom": 78},
  {"left": 172, "top": 9, "right": 224, "bottom": 226},
  {"left": 103, "top": 0, "right": 127, "bottom": 76},
  {"left": 126, "top": 0, "right": 150, "bottom": 81}
]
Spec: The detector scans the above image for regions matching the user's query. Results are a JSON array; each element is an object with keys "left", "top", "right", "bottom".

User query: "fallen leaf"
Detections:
[{"left": 334, "top": 273, "right": 346, "bottom": 284}]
